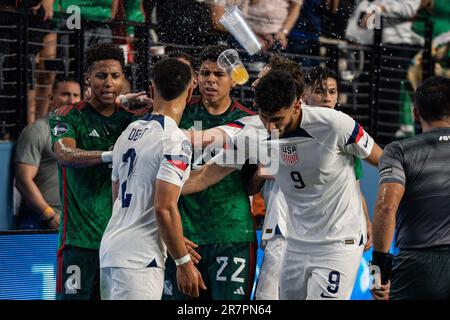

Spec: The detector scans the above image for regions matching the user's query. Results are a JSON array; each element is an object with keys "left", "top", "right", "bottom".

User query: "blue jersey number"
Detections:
[{"left": 121, "top": 148, "right": 136, "bottom": 208}]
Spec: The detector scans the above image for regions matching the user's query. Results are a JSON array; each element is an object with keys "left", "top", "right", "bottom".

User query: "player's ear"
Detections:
[
  {"left": 413, "top": 106, "right": 421, "bottom": 122},
  {"left": 84, "top": 72, "right": 90, "bottom": 87},
  {"left": 186, "top": 84, "right": 194, "bottom": 104}
]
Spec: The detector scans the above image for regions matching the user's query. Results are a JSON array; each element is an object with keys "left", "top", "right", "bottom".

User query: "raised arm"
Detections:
[
  {"left": 53, "top": 138, "right": 112, "bottom": 168},
  {"left": 181, "top": 162, "right": 237, "bottom": 195}
]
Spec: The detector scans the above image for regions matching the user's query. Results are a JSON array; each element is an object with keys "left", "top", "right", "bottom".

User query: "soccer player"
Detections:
[
  {"left": 49, "top": 43, "right": 148, "bottom": 300},
  {"left": 163, "top": 45, "right": 257, "bottom": 300},
  {"left": 99, "top": 58, "right": 206, "bottom": 300},
  {"left": 371, "top": 76, "right": 450, "bottom": 300},
  {"left": 302, "top": 66, "right": 373, "bottom": 251},
  {"left": 182, "top": 70, "right": 382, "bottom": 300}
]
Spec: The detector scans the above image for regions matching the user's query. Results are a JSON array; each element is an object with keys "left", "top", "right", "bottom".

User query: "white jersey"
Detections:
[
  {"left": 226, "top": 107, "right": 374, "bottom": 248},
  {"left": 218, "top": 115, "right": 287, "bottom": 239},
  {"left": 100, "top": 114, "right": 192, "bottom": 270}
]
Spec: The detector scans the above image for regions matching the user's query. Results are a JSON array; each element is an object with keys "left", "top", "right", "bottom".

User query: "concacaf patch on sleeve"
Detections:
[
  {"left": 52, "top": 123, "right": 69, "bottom": 136},
  {"left": 181, "top": 140, "right": 192, "bottom": 158},
  {"left": 379, "top": 166, "right": 393, "bottom": 178}
]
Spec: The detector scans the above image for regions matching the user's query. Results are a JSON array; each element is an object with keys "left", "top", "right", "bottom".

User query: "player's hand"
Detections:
[
  {"left": 274, "top": 32, "right": 288, "bottom": 49},
  {"left": 184, "top": 237, "right": 201, "bottom": 264},
  {"left": 124, "top": 91, "right": 153, "bottom": 108},
  {"left": 176, "top": 261, "right": 207, "bottom": 297},
  {"left": 48, "top": 213, "right": 60, "bottom": 230},
  {"left": 371, "top": 281, "right": 390, "bottom": 300},
  {"left": 364, "top": 221, "right": 373, "bottom": 251},
  {"left": 31, "top": 0, "right": 54, "bottom": 22}
]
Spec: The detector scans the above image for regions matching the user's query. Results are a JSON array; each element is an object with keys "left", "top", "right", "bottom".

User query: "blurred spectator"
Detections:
[
  {"left": 319, "top": 0, "right": 356, "bottom": 40},
  {"left": 287, "top": 0, "right": 323, "bottom": 66},
  {"left": 145, "top": 0, "right": 233, "bottom": 50},
  {"left": 244, "top": 0, "right": 302, "bottom": 51},
  {"left": 346, "top": 0, "right": 423, "bottom": 144},
  {"left": 15, "top": 78, "right": 81, "bottom": 230}
]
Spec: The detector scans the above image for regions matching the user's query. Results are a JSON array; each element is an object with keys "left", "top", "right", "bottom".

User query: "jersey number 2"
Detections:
[{"left": 121, "top": 148, "right": 136, "bottom": 208}]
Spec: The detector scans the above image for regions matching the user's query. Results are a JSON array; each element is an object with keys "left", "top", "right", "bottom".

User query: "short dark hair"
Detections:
[
  {"left": 304, "top": 66, "right": 338, "bottom": 90},
  {"left": 415, "top": 76, "right": 450, "bottom": 122},
  {"left": 153, "top": 58, "right": 192, "bottom": 101},
  {"left": 198, "top": 45, "right": 229, "bottom": 66},
  {"left": 255, "top": 70, "right": 297, "bottom": 113},
  {"left": 85, "top": 43, "right": 125, "bottom": 72},
  {"left": 167, "top": 50, "right": 197, "bottom": 70},
  {"left": 268, "top": 55, "right": 304, "bottom": 98},
  {"left": 52, "top": 77, "right": 80, "bottom": 93}
]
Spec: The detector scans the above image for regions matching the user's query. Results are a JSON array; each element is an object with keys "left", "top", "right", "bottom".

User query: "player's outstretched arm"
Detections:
[
  {"left": 187, "top": 128, "right": 228, "bottom": 149},
  {"left": 155, "top": 179, "right": 206, "bottom": 297},
  {"left": 53, "top": 138, "right": 112, "bottom": 168},
  {"left": 373, "top": 182, "right": 404, "bottom": 253},
  {"left": 364, "top": 142, "right": 383, "bottom": 167},
  {"left": 181, "top": 162, "right": 237, "bottom": 195}
]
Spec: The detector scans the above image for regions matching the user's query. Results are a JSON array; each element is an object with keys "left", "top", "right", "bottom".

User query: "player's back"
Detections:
[{"left": 100, "top": 114, "right": 190, "bottom": 270}]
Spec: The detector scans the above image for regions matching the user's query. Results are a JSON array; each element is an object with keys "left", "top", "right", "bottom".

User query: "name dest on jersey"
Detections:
[{"left": 128, "top": 128, "right": 148, "bottom": 141}]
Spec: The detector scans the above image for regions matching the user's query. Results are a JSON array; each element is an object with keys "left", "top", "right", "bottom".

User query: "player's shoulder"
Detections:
[
  {"left": 230, "top": 100, "right": 257, "bottom": 116},
  {"left": 53, "top": 101, "right": 89, "bottom": 118}
]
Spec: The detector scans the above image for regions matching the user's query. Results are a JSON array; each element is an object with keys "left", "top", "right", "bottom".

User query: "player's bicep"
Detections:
[
  {"left": 155, "top": 179, "right": 182, "bottom": 212},
  {"left": 52, "top": 137, "right": 77, "bottom": 159},
  {"left": 378, "top": 143, "right": 406, "bottom": 185}
]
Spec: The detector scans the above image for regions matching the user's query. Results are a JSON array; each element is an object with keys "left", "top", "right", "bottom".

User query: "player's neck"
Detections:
[
  {"left": 420, "top": 118, "right": 450, "bottom": 132},
  {"left": 89, "top": 97, "right": 116, "bottom": 116},
  {"left": 202, "top": 95, "right": 232, "bottom": 115},
  {"left": 286, "top": 107, "right": 303, "bottom": 133},
  {"left": 152, "top": 98, "right": 185, "bottom": 125}
]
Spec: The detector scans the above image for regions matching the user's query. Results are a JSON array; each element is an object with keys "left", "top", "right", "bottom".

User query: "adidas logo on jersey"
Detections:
[
  {"left": 233, "top": 286, "right": 245, "bottom": 295},
  {"left": 89, "top": 129, "right": 100, "bottom": 137}
]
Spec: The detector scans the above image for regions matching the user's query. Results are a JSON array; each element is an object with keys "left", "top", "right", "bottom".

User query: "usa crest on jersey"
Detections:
[{"left": 281, "top": 145, "right": 298, "bottom": 166}]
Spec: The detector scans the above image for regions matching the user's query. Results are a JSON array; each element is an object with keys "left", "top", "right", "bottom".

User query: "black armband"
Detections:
[{"left": 370, "top": 250, "right": 394, "bottom": 284}]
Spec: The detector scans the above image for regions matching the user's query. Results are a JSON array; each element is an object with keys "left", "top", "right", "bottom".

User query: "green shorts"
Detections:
[
  {"left": 56, "top": 245, "right": 100, "bottom": 300},
  {"left": 163, "top": 242, "right": 257, "bottom": 300}
]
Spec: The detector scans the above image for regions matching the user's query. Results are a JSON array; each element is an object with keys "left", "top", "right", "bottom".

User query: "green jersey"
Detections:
[
  {"left": 354, "top": 156, "right": 363, "bottom": 180},
  {"left": 49, "top": 101, "right": 140, "bottom": 250},
  {"left": 179, "top": 98, "right": 256, "bottom": 244}
]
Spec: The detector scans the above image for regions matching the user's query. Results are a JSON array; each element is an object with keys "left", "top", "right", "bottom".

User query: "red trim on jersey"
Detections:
[
  {"left": 187, "top": 97, "right": 201, "bottom": 106},
  {"left": 56, "top": 254, "right": 63, "bottom": 294},
  {"left": 355, "top": 125, "right": 364, "bottom": 144},
  {"left": 247, "top": 242, "right": 257, "bottom": 299},
  {"left": 57, "top": 168, "right": 68, "bottom": 258},
  {"left": 168, "top": 160, "right": 189, "bottom": 171},
  {"left": 226, "top": 122, "right": 244, "bottom": 129},
  {"left": 56, "top": 167, "right": 68, "bottom": 294},
  {"left": 74, "top": 101, "right": 87, "bottom": 111},
  {"left": 231, "top": 101, "right": 257, "bottom": 115}
]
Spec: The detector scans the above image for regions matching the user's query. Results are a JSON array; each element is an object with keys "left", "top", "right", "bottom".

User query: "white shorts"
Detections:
[
  {"left": 279, "top": 241, "right": 364, "bottom": 300},
  {"left": 255, "top": 235, "right": 286, "bottom": 300},
  {"left": 100, "top": 267, "right": 164, "bottom": 300}
]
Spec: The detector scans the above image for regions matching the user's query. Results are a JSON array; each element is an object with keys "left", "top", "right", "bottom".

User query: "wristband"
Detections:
[
  {"left": 101, "top": 151, "right": 113, "bottom": 163},
  {"left": 370, "top": 250, "right": 394, "bottom": 284},
  {"left": 281, "top": 28, "right": 289, "bottom": 35},
  {"left": 174, "top": 254, "right": 191, "bottom": 267}
]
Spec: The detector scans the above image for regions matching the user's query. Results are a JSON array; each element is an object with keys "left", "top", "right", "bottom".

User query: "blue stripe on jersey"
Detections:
[
  {"left": 142, "top": 114, "right": 165, "bottom": 129},
  {"left": 346, "top": 122, "right": 363, "bottom": 145},
  {"left": 164, "top": 154, "right": 190, "bottom": 165},
  {"left": 281, "top": 127, "right": 313, "bottom": 139}
]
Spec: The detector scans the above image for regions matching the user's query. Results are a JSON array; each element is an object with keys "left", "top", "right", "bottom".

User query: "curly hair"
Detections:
[
  {"left": 255, "top": 70, "right": 297, "bottom": 113},
  {"left": 85, "top": 43, "right": 125, "bottom": 72}
]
